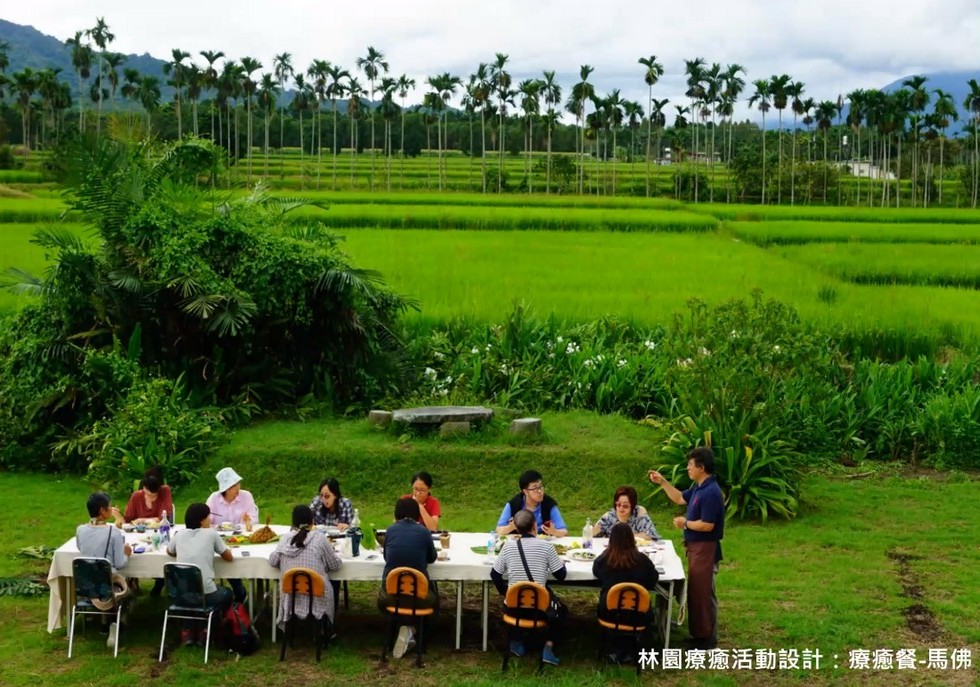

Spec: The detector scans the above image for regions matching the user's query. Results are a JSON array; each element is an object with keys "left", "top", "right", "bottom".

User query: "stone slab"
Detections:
[
  {"left": 509, "top": 417, "right": 542, "bottom": 435},
  {"left": 392, "top": 406, "right": 493, "bottom": 425}
]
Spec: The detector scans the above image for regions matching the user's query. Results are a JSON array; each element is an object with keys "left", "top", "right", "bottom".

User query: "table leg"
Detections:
[
  {"left": 664, "top": 581, "right": 673, "bottom": 650},
  {"left": 481, "top": 581, "right": 489, "bottom": 652},
  {"left": 271, "top": 581, "right": 277, "bottom": 643},
  {"left": 65, "top": 576, "right": 73, "bottom": 630},
  {"left": 455, "top": 581, "right": 463, "bottom": 650}
]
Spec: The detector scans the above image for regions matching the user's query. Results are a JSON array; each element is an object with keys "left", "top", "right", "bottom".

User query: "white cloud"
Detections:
[{"left": 5, "top": 0, "right": 979, "bottom": 119}]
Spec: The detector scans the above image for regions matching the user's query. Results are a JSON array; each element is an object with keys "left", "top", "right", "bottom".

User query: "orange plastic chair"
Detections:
[
  {"left": 380, "top": 567, "right": 436, "bottom": 667},
  {"left": 597, "top": 582, "right": 651, "bottom": 675},
  {"left": 279, "top": 567, "right": 330, "bottom": 662},
  {"left": 501, "top": 581, "right": 551, "bottom": 672}
]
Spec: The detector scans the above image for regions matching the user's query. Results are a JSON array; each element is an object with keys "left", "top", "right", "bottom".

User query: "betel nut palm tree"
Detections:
[{"left": 639, "top": 55, "right": 664, "bottom": 197}]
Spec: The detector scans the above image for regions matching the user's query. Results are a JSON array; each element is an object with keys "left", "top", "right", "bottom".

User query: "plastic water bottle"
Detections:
[
  {"left": 486, "top": 531, "right": 497, "bottom": 564},
  {"left": 582, "top": 518, "right": 593, "bottom": 549},
  {"left": 159, "top": 510, "right": 171, "bottom": 545}
]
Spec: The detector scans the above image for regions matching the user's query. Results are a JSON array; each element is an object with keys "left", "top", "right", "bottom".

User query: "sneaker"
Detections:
[
  {"left": 542, "top": 645, "right": 560, "bottom": 666},
  {"left": 509, "top": 640, "right": 525, "bottom": 657},
  {"left": 181, "top": 629, "right": 196, "bottom": 647},
  {"left": 392, "top": 626, "right": 413, "bottom": 659},
  {"left": 106, "top": 623, "right": 117, "bottom": 650}
]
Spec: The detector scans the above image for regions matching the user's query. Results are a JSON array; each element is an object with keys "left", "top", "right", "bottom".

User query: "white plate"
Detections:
[{"left": 567, "top": 549, "right": 598, "bottom": 562}]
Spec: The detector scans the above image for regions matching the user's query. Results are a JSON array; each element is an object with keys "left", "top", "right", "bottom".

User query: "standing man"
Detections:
[
  {"left": 649, "top": 447, "right": 725, "bottom": 650},
  {"left": 495, "top": 470, "right": 568, "bottom": 537}
]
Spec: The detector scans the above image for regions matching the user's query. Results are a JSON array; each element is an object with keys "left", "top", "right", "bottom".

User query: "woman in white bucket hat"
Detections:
[{"left": 205, "top": 467, "right": 258, "bottom": 603}]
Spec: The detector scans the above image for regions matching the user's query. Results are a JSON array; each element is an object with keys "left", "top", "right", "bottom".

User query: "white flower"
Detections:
[
  {"left": 565, "top": 342, "right": 580, "bottom": 355},
  {"left": 676, "top": 358, "right": 693, "bottom": 369},
  {"left": 433, "top": 351, "right": 444, "bottom": 360},
  {"left": 424, "top": 367, "right": 437, "bottom": 378},
  {"left": 596, "top": 354, "right": 604, "bottom": 362},
  {"left": 485, "top": 344, "right": 492, "bottom": 352},
  {"left": 445, "top": 375, "right": 453, "bottom": 384},
  {"left": 698, "top": 347, "right": 711, "bottom": 356},
  {"left": 618, "top": 359, "right": 627, "bottom": 368},
  {"left": 557, "top": 336, "right": 564, "bottom": 343},
  {"left": 499, "top": 364, "right": 509, "bottom": 374},
  {"left": 548, "top": 352, "right": 555, "bottom": 359},
  {"left": 583, "top": 359, "right": 594, "bottom": 368},
  {"left": 576, "top": 382, "right": 582, "bottom": 389},
  {"left": 471, "top": 347, "right": 480, "bottom": 355},
  {"left": 439, "top": 388, "right": 448, "bottom": 396},
  {"left": 644, "top": 340, "right": 657, "bottom": 351},
  {"left": 773, "top": 345, "right": 782, "bottom": 353},
  {"left": 730, "top": 330, "right": 740, "bottom": 339}
]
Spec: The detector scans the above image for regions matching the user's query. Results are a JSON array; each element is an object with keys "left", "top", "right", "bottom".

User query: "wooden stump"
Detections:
[
  {"left": 440, "top": 421, "right": 471, "bottom": 437},
  {"left": 367, "top": 410, "right": 393, "bottom": 427},
  {"left": 509, "top": 417, "right": 542, "bottom": 436}
]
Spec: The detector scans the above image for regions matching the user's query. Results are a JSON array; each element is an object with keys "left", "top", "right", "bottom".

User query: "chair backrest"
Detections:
[
  {"left": 504, "top": 582, "right": 551, "bottom": 614},
  {"left": 384, "top": 566, "right": 429, "bottom": 599},
  {"left": 606, "top": 582, "right": 651, "bottom": 614},
  {"left": 72, "top": 557, "right": 114, "bottom": 601},
  {"left": 282, "top": 567, "right": 326, "bottom": 598},
  {"left": 163, "top": 563, "right": 206, "bottom": 609}
]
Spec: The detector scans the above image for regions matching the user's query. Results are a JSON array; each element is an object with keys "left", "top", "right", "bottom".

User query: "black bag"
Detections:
[
  {"left": 516, "top": 539, "right": 567, "bottom": 624},
  {"left": 224, "top": 601, "right": 260, "bottom": 656}
]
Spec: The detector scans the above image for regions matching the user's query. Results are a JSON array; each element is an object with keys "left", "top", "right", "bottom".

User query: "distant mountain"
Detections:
[
  {"left": 0, "top": 18, "right": 169, "bottom": 91},
  {"left": 879, "top": 71, "right": 978, "bottom": 132}
]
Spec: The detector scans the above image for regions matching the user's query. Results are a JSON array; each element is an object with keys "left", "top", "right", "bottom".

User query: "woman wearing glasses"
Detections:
[
  {"left": 309, "top": 478, "right": 355, "bottom": 530},
  {"left": 402, "top": 471, "right": 441, "bottom": 531},
  {"left": 593, "top": 486, "right": 660, "bottom": 540}
]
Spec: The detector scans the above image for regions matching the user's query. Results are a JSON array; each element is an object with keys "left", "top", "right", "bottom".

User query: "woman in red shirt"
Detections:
[
  {"left": 402, "top": 471, "right": 441, "bottom": 531},
  {"left": 124, "top": 470, "right": 174, "bottom": 524}
]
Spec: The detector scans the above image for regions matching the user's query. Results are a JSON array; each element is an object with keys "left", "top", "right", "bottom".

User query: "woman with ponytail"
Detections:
[{"left": 269, "top": 505, "right": 343, "bottom": 629}]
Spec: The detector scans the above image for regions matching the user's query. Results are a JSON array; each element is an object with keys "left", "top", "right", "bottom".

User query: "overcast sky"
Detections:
[{"left": 5, "top": 0, "right": 979, "bottom": 119}]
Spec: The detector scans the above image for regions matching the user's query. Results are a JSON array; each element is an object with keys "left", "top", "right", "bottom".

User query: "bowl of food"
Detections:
[{"left": 374, "top": 529, "right": 386, "bottom": 549}]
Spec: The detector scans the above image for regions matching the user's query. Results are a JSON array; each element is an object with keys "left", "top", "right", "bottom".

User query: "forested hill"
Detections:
[{"left": 0, "top": 18, "right": 168, "bottom": 88}]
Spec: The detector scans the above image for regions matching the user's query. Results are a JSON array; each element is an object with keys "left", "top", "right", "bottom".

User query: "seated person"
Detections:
[
  {"left": 308, "top": 478, "right": 354, "bottom": 530},
  {"left": 75, "top": 492, "right": 132, "bottom": 646},
  {"left": 401, "top": 471, "right": 441, "bottom": 531},
  {"left": 377, "top": 498, "right": 438, "bottom": 659},
  {"left": 166, "top": 503, "right": 234, "bottom": 647},
  {"left": 490, "top": 509, "right": 567, "bottom": 666},
  {"left": 592, "top": 522, "right": 659, "bottom": 664},
  {"left": 593, "top": 486, "right": 660, "bottom": 540},
  {"left": 205, "top": 467, "right": 256, "bottom": 602},
  {"left": 124, "top": 467, "right": 174, "bottom": 524},
  {"left": 269, "top": 505, "right": 343, "bottom": 630},
  {"left": 495, "top": 469, "right": 568, "bottom": 537},
  {"left": 123, "top": 467, "right": 174, "bottom": 596}
]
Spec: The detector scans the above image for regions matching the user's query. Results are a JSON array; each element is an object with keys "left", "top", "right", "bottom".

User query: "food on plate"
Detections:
[
  {"left": 248, "top": 515, "right": 276, "bottom": 544},
  {"left": 568, "top": 549, "right": 597, "bottom": 561}
]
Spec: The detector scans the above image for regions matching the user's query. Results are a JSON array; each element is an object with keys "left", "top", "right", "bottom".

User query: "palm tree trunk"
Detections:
[
  {"left": 298, "top": 109, "right": 305, "bottom": 190},
  {"left": 938, "top": 130, "right": 945, "bottom": 205},
  {"left": 316, "top": 105, "right": 323, "bottom": 190},
  {"left": 480, "top": 109, "right": 487, "bottom": 193},
  {"left": 332, "top": 102, "right": 339, "bottom": 191},
  {"left": 790, "top": 115, "right": 797, "bottom": 205},
  {"left": 546, "top": 123, "right": 552, "bottom": 194},
  {"left": 761, "top": 114, "right": 767, "bottom": 204},
  {"left": 400, "top": 103, "right": 407, "bottom": 190}
]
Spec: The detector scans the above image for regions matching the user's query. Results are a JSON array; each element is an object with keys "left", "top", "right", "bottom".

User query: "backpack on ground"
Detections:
[{"left": 223, "top": 601, "right": 260, "bottom": 656}]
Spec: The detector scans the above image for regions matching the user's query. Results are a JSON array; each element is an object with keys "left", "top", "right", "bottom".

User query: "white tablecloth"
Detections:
[{"left": 48, "top": 528, "right": 686, "bottom": 647}]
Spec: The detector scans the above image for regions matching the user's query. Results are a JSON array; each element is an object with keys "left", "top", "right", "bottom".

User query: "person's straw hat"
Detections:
[{"left": 216, "top": 467, "right": 243, "bottom": 493}]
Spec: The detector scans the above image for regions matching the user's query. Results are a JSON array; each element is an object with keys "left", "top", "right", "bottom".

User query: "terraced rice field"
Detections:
[{"left": 3, "top": 150, "right": 980, "bottom": 353}]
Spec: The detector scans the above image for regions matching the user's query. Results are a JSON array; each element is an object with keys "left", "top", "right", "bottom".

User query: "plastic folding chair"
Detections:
[
  {"left": 158, "top": 563, "right": 221, "bottom": 664},
  {"left": 68, "top": 557, "right": 124, "bottom": 658}
]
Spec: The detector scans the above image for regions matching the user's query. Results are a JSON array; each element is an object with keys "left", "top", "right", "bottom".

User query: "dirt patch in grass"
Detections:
[
  {"left": 0, "top": 185, "right": 35, "bottom": 199},
  {"left": 886, "top": 548, "right": 944, "bottom": 640}
]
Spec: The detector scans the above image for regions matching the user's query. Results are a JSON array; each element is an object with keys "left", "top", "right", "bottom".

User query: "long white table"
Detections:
[{"left": 47, "top": 528, "right": 686, "bottom": 650}]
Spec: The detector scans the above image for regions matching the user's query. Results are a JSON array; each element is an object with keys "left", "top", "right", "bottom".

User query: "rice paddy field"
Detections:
[{"left": 3, "top": 149, "right": 980, "bottom": 352}]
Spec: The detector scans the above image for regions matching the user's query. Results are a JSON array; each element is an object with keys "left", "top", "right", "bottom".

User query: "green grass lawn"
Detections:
[{"left": 1, "top": 412, "right": 978, "bottom": 686}]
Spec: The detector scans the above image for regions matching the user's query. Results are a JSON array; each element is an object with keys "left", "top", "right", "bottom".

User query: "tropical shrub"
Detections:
[{"left": 0, "top": 132, "right": 412, "bottom": 478}]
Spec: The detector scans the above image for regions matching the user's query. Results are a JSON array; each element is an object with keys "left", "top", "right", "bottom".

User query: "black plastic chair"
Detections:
[
  {"left": 68, "top": 557, "right": 124, "bottom": 658},
  {"left": 158, "top": 563, "right": 221, "bottom": 664},
  {"left": 279, "top": 567, "right": 331, "bottom": 662}
]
